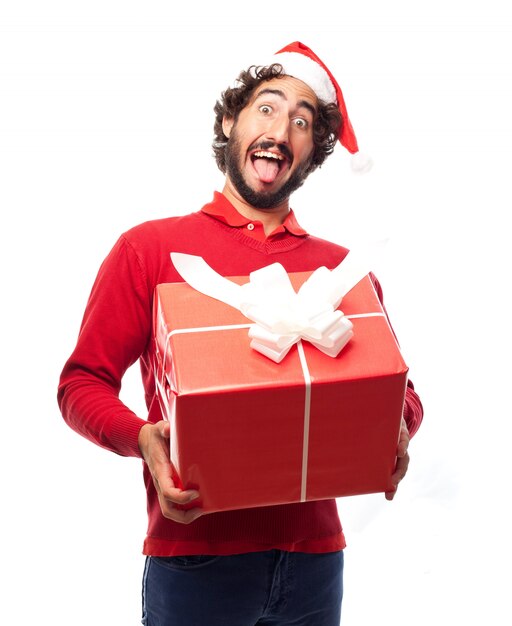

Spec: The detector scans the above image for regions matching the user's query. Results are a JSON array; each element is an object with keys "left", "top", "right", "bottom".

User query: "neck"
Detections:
[{"left": 222, "top": 180, "right": 291, "bottom": 236}]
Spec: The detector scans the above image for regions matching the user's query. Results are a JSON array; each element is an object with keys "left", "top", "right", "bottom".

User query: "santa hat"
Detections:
[{"left": 266, "top": 41, "right": 372, "bottom": 173}]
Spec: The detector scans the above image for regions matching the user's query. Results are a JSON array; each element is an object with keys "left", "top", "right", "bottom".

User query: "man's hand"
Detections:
[
  {"left": 385, "top": 418, "right": 410, "bottom": 501},
  {"left": 138, "top": 421, "right": 203, "bottom": 523}
]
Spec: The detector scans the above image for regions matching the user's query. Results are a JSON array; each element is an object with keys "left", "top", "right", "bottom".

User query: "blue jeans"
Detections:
[{"left": 141, "top": 549, "right": 343, "bottom": 625}]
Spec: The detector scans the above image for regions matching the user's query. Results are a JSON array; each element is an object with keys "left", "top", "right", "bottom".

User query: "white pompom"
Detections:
[{"left": 350, "top": 151, "right": 374, "bottom": 174}]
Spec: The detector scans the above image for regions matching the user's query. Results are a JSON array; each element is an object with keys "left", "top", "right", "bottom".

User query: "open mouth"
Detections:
[{"left": 251, "top": 150, "right": 288, "bottom": 184}]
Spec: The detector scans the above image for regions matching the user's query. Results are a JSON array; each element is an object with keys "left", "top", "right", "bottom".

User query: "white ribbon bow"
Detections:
[{"left": 170, "top": 241, "right": 386, "bottom": 363}]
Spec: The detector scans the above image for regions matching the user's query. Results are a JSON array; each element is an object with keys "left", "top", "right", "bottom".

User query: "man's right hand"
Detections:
[{"left": 138, "top": 421, "right": 203, "bottom": 524}]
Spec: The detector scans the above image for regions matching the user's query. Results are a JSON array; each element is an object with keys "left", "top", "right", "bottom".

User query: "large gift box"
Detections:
[{"left": 153, "top": 256, "right": 408, "bottom": 513}]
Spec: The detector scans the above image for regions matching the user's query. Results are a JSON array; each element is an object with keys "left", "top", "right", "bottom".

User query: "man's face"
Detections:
[{"left": 222, "top": 76, "right": 317, "bottom": 209}]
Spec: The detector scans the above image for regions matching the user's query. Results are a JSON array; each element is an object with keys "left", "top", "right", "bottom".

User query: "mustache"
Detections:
[{"left": 248, "top": 141, "right": 293, "bottom": 163}]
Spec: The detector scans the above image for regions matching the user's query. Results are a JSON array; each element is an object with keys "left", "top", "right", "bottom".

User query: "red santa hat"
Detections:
[{"left": 268, "top": 41, "right": 372, "bottom": 173}]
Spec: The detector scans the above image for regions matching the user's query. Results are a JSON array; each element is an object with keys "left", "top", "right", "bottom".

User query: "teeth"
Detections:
[{"left": 253, "top": 151, "right": 283, "bottom": 160}]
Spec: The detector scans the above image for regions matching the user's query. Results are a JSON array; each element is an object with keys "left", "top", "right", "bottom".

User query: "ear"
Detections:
[{"left": 222, "top": 116, "right": 234, "bottom": 139}]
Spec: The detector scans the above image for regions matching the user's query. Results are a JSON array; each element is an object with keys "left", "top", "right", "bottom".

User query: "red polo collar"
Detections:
[{"left": 201, "top": 192, "right": 308, "bottom": 241}]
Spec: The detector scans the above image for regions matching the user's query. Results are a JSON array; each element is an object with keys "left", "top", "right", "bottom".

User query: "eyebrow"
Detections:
[{"left": 254, "top": 88, "right": 317, "bottom": 117}]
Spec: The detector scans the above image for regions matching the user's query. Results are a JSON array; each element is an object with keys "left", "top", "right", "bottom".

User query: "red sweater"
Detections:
[{"left": 58, "top": 192, "right": 423, "bottom": 556}]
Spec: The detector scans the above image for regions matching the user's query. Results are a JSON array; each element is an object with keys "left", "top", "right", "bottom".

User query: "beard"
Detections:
[{"left": 224, "top": 131, "right": 313, "bottom": 210}]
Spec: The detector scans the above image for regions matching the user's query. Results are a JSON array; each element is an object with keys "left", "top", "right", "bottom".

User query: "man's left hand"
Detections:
[{"left": 385, "top": 418, "right": 410, "bottom": 501}]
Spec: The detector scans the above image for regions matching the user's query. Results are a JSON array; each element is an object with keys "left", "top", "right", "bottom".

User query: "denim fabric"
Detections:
[{"left": 141, "top": 549, "right": 343, "bottom": 625}]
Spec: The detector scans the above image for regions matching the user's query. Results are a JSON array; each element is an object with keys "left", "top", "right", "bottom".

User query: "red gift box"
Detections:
[{"left": 153, "top": 272, "right": 408, "bottom": 513}]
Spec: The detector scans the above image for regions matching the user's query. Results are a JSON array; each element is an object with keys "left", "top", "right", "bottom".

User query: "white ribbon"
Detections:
[{"left": 170, "top": 241, "right": 386, "bottom": 363}]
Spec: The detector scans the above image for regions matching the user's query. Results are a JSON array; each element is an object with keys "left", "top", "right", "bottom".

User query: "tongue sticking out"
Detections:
[{"left": 253, "top": 157, "right": 280, "bottom": 183}]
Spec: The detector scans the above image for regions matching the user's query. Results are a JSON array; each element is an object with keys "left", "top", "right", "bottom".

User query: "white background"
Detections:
[{"left": 1, "top": 2, "right": 511, "bottom": 624}]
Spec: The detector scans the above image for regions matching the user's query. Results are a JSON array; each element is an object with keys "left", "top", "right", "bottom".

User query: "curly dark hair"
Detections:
[{"left": 213, "top": 64, "right": 342, "bottom": 174}]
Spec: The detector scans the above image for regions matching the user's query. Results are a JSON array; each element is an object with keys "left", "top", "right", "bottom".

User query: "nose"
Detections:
[{"left": 265, "top": 112, "right": 289, "bottom": 144}]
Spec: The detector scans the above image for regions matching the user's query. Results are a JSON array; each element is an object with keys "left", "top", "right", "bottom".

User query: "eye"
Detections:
[
  {"left": 293, "top": 117, "right": 309, "bottom": 129},
  {"left": 258, "top": 104, "right": 273, "bottom": 115}
]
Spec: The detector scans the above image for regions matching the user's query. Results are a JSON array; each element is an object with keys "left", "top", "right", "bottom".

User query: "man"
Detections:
[{"left": 58, "top": 42, "right": 423, "bottom": 626}]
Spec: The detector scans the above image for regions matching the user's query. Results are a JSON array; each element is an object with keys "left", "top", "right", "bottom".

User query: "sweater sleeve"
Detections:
[
  {"left": 370, "top": 273, "right": 424, "bottom": 438},
  {"left": 57, "top": 235, "right": 152, "bottom": 458}
]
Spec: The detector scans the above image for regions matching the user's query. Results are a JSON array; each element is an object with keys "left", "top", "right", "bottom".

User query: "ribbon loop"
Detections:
[{"left": 170, "top": 244, "right": 384, "bottom": 363}]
